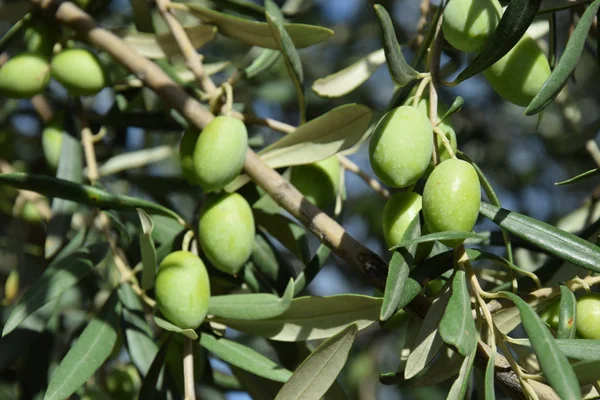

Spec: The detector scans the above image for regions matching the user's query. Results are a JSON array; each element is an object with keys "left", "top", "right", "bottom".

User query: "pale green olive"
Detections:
[
  {"left": 369, "top": 106, "right": 433, "bottom": 188},
  {"left": 155, "top": 251, "right": 210, "bottom": 329},
  {"left": 539, "top": 300, "right": 560, "bottom": 330},
  {"left": 483, "top": 34, "right": 551, "bottom": 107},
  {"left": 51, "top": 48, "right": 106, "bottom": 96},
  {"left": 442, "top": 0, "right": 502, "bottom": 53},
  {"left": 422, "top": 159, "right": 481, "bottom": 247},
  {"left": 290, "top": 156, "right": 341, "bottom": 209},
  {"left": 576, "top": 293, "right": 600, "bottom": 340},
  {"left": 0, "top": 53, "right": 50, "bottom": 98},
  {"left": 193, "top": 116, "right": 248, "bottom": 192},
  {"left": 42, "top": 119, "right": 64, "bottom": 171},
  {"left": 24, "top": 19, "right": 57, "bottom": 58},
  {"left": 198, "top": 193, "right": 255, "bottom": 275}
]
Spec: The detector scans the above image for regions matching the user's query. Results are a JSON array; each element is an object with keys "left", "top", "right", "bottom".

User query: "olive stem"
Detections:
[
  {"left": 222, "top": 82, "right": 234, "bottom": 116},
  {"left": 433, "top": 126, "right": 456, "bottom": 159},
  {"left": 157, "top": 0, "right": 218, "bottom": 95},
  {"left": 183, "top": 337, "right": 196, "bottom": 400},
  {"left": 412, "top": 74, "right": 431, "bottom": 107},
  {"left": 427, "top": 9, "right": 444, "bottom": 166},
  {"left": 182, "top": 229, "right": 195, "bottom": 252}
]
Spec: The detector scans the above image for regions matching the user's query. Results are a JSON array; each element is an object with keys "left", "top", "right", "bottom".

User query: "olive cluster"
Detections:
[
  {"left": 370, "top": 102, "right": 481, "bottom": 254},
  {"left": 0, "top": 18, "right": 106, "bottom": 99},
  {"left": 442, "top": 0, "right": 551, "bottom": 106}
]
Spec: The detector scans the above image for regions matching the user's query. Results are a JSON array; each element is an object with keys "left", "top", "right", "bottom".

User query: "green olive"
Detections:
[
  {"left": 539, "top": 300, "right": 560, "bottom": 330},
  {"left": 42, "top": 118, "right": 64, "bottom": 171},
  {"left": 105, "top": 365, "right": 140, "bottom": 400},
  {"left": 4, "top": 269, "right": 19, "bottom": 304},
  {"left": 179, "top": 128, "right": 200, "bottom": 185},
  {"left": 0, "top": 53, "right": 50, "bottom": 98},
  {"left": 289, "top": 156, "right": 341, "bottom": 209},
  {"left": 369, "top": 106, "right": 433, "bottom": 188},
  {"left": 483, "top": 34, "right": 551, "bottom": 107},
  {"left": 198, "top": 193, "right": 255, "bottom": 275},
  {"left": 422, "top": 159, "right": 481, "bottom": 247},
  {"left": 21, "top": 200, "right": 46, "bottom": 223},
  {"left": 425, "top": 278, "right": 446, "bottom": 297},
  {"left": 24, "top": 19, "right": 57, "bottom": 58},
  {"left": 50, "top": 48, "right": 106, "bottom": 96},
  {"left": 442, "top": 0, "right": 502, "bottom": 53},
  {"left": 193, "top": 116, "right": 248, "bottom": 192},
  {"left": 155, "top": 251, "right": 211, "bottom": 329},
  {"left": 576, "top": 293, "right": 600, "bottom": 340}
]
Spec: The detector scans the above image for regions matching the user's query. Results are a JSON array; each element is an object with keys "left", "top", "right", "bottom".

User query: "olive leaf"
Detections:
[
  {"left": 439, "top": 270, "right": 477, "bottom": 357},
  {"left": 557, "top": 285, "right": 577, "bottom": 340},
  {"left": 555, "top": 168, "right": 600, "bottom": 185},
  {"left": 138, "top": 209, "right": 157, "bottom": 291},
  {"left": 153, "top": 316, "right": 198, "bottom": 340},
  {"left": 525, "top": 0, "right": 600, "bottom": 115},
  {"left": 390, "top": 231, "right": 487, "bottom": 250}
]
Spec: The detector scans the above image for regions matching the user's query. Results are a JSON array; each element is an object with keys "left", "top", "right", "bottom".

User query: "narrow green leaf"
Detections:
[
  {"left": 413, "top": 348, "right": 464, "bottom": 387},
  {"left": 274, "top": 324, "right": 357, "bottom": 400},
  {"left": 45, "top": 130, "right": 82, "bottom": 259},
  {"left": 209, "top": 279, "right": 294, "bottom": 320},
  {"left": 381, "top": 216, "right": 420, "bottom": 321},
  {"left": 137, "top": 209, "right": 157, "bottom": 290},
  {"left": 153, "top": 316, "right": 198, "bottom": 340},
  {"left": 118, "top": 284, "right": 158, "bottom": 376},
  {"left": 480, "top": 202, "right": 600, "bottom": 274},
  {"left": 454, "top": 0, "right": 543, "bottom": 83},
  {"left": 466, "top": 249, "right": 540, "bottom": 288},
  {"left": 3, "top": 244, "right": 108, "bottom": 336},
  {"left": 373, "top": 4, "right": 420, "bottom": 86},
  {"left": 439, "top": 270, "right": 477, "bottom": 357},
  {"left": 245, "top": 48, "right": 281, "bottom": 78},
  {"left": 390, "top": 231, "right": 487, "bottom": 250},
  {"left": 484, "top": 351, "right": 496, "bottom": 400},
  {"left": 404, "top": 284, "right": 450, "bottom": 379},
  {"left": 555, "top": 168, "right": 600, "bottom": 185},
  {"left": 293, "top": 243, "right": 331, "bottom": 296},
  {"left": 254, "top": 210, "right": 310, "bottom": 263},
  {"left": 312, "top": 49, "right": 386, "bottom": 98},
  {"left": 138, "top": 336, "right": 170, "bottom": 399},
  {"left": 259, "top": 104, "right": 372, "bottom": 169},
  {"left": 558, "top": 285, "right": 577, "bottom": 339},
  {"left": 501, "top": 292, "right": 581, "bottom": 399},
  {"left": 44, "top": 291, "right": 120, "bottom": 400},
  {"left": 539, "top": 0, "right": 590, "bottom": 13},
  {"left": 439, "top": 96, "right": 464, "bottom": 124},
  {"left": 129, "top": 0, "right": 154, "bottom": 33},
  {"left": 0, "top": 173, "right": 183, "bottom": 222},
  {"left": 232, "top": 365, "right": 283, "bottom": 400},
  {"left": 264, "top": 5, "right": 305, "bottom": 123},
  {"left": 555, "top": 339, "right": 600, "bottom": 361},
  {"left": 525, "top": 0, "right": 600, "bottom": 115},
  {"left": 183, "top": 4, "right": 333, "bottom": 49},
  {"left": 572, "top": 360, "right": 600, "bottom": 385},
  {"left": 446, "top": 344, "right": 477, "bottom": 400},
  {"left": 199, "top": 333, "right": 292, "bottom": 382},
  {"left": 396, "top": 278, "right": 423, "bottom": 310},
  {"left": 103, "top": 211, "right": 132, "bottom": 244},
  {"left": 213, "top": 294, "right": 381, "bottom": 342}
]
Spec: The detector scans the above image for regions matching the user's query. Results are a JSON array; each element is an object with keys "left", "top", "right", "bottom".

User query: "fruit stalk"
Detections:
[{"left": 183, "top": 338, "right": 196, "bottom": 400}]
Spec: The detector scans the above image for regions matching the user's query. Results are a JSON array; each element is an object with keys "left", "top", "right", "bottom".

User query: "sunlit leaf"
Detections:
[
  {"left": 439, "top": 270, "right": 477, "bottom": 356},
  {"left": 153, "top": 316, "right": 198, "bottom": 340},
  {"left": 446, "top": 344, "right": 477, "bottom": 400},
  {"left": 137, "top": 209, "right": 157, "bottom": 290}
]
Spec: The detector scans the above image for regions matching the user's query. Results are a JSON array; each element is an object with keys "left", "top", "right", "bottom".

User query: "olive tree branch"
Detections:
[
  {"left": 427, "top": 12, "right": 444, "bottom": 166},
  {"left": 33, "top": 2, "right": 557, "bottom": 398}
]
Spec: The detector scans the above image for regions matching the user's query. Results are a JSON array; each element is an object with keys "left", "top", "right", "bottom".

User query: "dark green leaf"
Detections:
[
  {"left": 501, "top": 292, "right": 581, "bottom": 399},
  {"left": 293, "top": 243, "right": 331, "bottom": 296},
  {"left": 484, "top": 351, "right": 496, "bottom": 400},
  {"left": 153, "top": 316, "right": 198, "bottom": 340},
  {"left": 183, "top": 3, "right": 333, "bottom": 49},
  {"left": 390, "top": 231, "right": 486, "bottom": 250},
  {"left": 413, "top": 348, "right": 463, "bottom": 387},
  {"left": 525, "top": 0, "right": 600, "bottom": 115},
  {"left": 373, "top": 5, "right": 420, "bottom": 86},
  {"left": 45, "top": 131, "right": 82, "bottom": 259},
  {"left": 454, "top": 0, "right": 543, "bottom": 83},
  {"left": 232, "top": 365, "right": 283, "bottom": 400},
  {"left": 558, "top": 285, "right": 577, "bottom": 339},
  {"left": 119, "top": 25, "right": 216, "bottom": 59},
  {"left": 3, "top": 244, "right": 108, "bottom": 336},
  {"left": 199, "top": 333, "right": 292, "bottom": 382},
  {"left": 209, "top": 279, "right": 294, "bottom": 320},
  {"left": 0, "top": 173, "right": 183, "bottom": 222},
  {"left": 439, "top": 96, "right": 464, "bottom": 124},
  {"left": 480, "top": 202, "right": 600, "bottom": 274},
  {"left": 103, "top": 211, "right": 132, "bottom": 244},
  {"left": 555, "top": 168, "right": 600, "bottom": 185},
  {"left": 245, "top": 48, "right": 281, "bottom": 78},
  {"left": 213, "top": 294, "right": 380, "bottom": 342},
  {"left": 274, "top": 324, "right": 357, "bottom": 400},
  {"left": 44, "top": 291, "right": 120, "bottom": 400},
  {"left": 138, "top": 336, "right": 170, "bottom": 399},
  {"left": 556, "top": 339, "right": 600, "bottom": 361},
  {"left": 254, "top": 210, "right": 310, "bottom": 263},
  {"left": 129, "top": 0, "right": 154, "bottom": 32},
  {"left": 137, "top": 209, "right": 157, "bottom": 290},
  {"left": 439, "top": 270, "right": 477, "bottom": 356},
  {"left": 446, "top": 344, "right": 476, "bottom": 400}
]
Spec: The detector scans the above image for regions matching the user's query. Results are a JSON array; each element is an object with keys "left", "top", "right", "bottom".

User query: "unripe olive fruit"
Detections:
[
  {"left": 198, "top": 193, "right": 255, "bottom": 275},
  {"left": 382, "top": 192, "right": 433, "bottom": 263},
  {"left": 50, "top": 49, "right": 106, "bottom": 96},
  {"left": 425, "top": 278, "right": 445, "bottom": 297},
  {"left": 192, "top": 116, "right": 248, "bottom": 192},
  {"left": 483, "top": 34, "right": 551, "bottom": 107},
  {"left": 369, "top": 106, "right": 433, "bottom": 188},
  {"left": 24, "top": 19, "right": 57, "bottom": 58},
  {"left": 42, "top": 119, "right": 64, "bottom": 171},
  {"left": 442, "top": 0, "right": 502, "bottom": 53},
  {"left": 290, "top": 156, "right": 340, "bottom": 209},
  {"left": 21, "top": 201, "right": 45, "bottom": 223},
  {"left": 539, "top": 301, "right": 560, "bottom": 330},
  {"left": 576, "top": 293, "right": 600, "bottom": 340},
  {"left": 422, "top": 159, "right": 481, "bottom": 247},
  {"left": 179, "top": 128, "right": 200, "bottom": 185},
  {"left": 105, "top": 365, "right": 141, "bottom": 400},
  {"left": 155, "top": 251, "right": 210, "bottom": 329},
  {"left": 0, "top": 53, "right": 50, "bottom": 98}
]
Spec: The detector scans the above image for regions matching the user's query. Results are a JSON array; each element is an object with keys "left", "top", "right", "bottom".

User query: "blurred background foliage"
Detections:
[{"left": 0, "top": 0, "right": 599, "bottom": 399}]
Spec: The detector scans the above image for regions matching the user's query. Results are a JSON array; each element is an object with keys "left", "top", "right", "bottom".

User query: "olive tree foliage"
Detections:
[{"left": 0, "top": 0, "right": 600, "bottom": 399}]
